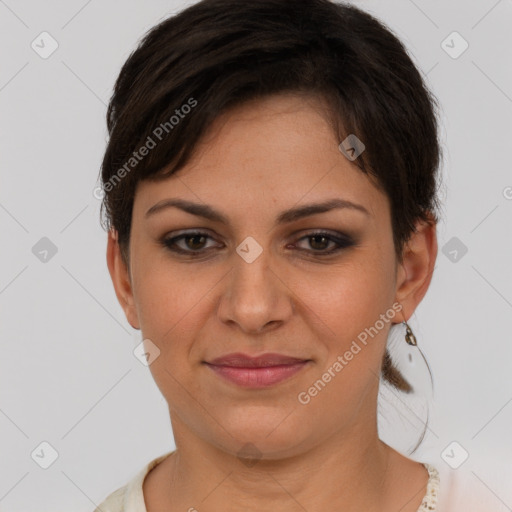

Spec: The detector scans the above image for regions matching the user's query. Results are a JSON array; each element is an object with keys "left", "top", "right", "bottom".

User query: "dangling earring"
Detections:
[{"left": 402, "top": 320, "right": 417, "bottom": 346}]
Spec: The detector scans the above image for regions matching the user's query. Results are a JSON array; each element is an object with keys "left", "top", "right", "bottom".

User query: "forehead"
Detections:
[{"left": 133, "top": 93, "right": 386, "bottom": 221}]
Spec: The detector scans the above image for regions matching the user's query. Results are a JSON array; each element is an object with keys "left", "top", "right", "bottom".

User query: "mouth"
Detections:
[{"left": 203, "top": 352, "right": 312, "bottom": 388}]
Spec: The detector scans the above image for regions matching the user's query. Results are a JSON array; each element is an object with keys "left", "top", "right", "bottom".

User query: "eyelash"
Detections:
[{"left": 160, "top": 230, "right": 354, "bottom": 258}]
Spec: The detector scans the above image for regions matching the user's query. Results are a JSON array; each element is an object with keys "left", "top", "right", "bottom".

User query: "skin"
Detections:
[{"left": 107, "top": 92, "right": 438, "bottom": 512}]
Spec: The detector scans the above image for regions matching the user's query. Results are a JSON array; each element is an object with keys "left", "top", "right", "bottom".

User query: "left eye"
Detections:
[
  {"left": 294, "top": 232, "right": 352, "bottom": 253},
  {"left": 161, "top": 230, "right": 354, "bottom": 256}
]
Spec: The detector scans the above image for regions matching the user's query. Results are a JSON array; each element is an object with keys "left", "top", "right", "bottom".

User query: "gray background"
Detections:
[{"left": 1, "top": 0, "right": 511, "bottom": 510}]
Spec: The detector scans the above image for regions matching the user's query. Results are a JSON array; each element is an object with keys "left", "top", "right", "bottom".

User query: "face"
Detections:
[{"left": 108, "top": 93, "right": 435, "bottom": 460}]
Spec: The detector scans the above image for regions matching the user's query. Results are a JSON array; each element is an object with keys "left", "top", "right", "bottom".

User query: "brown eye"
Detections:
[
  {"left": 182, "top": 234, "right": 208, "bottom": 250},
  {"left": 161, "top": 231, "right": 219, "bottom": 255},
  {"left": 295, "top": 231, "right": 355, "bottom": 255},
  {"left": 308, "top": 234, "right": 331, "bottom": 251}
]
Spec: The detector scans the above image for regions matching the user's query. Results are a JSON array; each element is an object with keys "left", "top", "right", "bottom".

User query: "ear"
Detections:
[
  {"left": 395, "top": 216, "right": 438, "bottom": 321},
  {"left": 106, "top": 229, "right": 140, "bottom": 330}
]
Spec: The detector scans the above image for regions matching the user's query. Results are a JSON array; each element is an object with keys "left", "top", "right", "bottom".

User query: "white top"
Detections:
[{"left": 93, "top": 451, "right": 498, "bottom": 511}]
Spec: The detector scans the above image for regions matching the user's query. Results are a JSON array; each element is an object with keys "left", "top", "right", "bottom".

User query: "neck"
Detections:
[{"left": 151, "top": 414, "right": 398, "bottom": 512}]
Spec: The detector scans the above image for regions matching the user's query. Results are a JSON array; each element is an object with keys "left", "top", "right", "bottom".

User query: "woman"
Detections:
[{"left": 95, "top": 0, "right": 491, "bottom": 510}]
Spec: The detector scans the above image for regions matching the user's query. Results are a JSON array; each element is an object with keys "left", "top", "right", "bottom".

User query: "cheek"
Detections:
[
  {"left": 302, "top": 253, "right": 396, "bottom": 335},
  {"left": 131, "top": 256, "right": 229, "bottom": 396},
  {"left": 133, "top": 263, "right": 215, "bottom": 340},
  {"left": 298, "top": 253, "right": 397, "bottom": 396},
  {"left": 293, "top": 266, "right": 397, "bottom": 419},
  {"left": 131, "top": 264, "right": 214, "bottom": 406}
]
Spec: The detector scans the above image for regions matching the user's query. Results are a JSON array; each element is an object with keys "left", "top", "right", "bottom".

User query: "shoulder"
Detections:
[
  {"left": 93, "top": 485, "right": 125, "bottom": 512},
  {"left": 427, "top": 461, "right": 509, "bottom": 512},
  {"left": 92, "top": 451, "right": 175, "bottom": 512}
]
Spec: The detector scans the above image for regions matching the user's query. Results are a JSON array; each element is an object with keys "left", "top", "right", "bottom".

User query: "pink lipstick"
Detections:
[{"left": 204, "top": 352, "right": 311, "bottom": 388}]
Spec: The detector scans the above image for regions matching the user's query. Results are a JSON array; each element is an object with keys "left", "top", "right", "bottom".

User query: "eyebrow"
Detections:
[{"left": 145, "top": 197, "right": 370, "bottom": 224}]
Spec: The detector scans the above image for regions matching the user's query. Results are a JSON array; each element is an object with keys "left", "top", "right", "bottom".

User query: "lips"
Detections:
[
  {"left": 206, "top": 352, "right": 309, "bottom": 367},
  {"left": 204, "top": 352, "right": 311, "bottom": 388}
]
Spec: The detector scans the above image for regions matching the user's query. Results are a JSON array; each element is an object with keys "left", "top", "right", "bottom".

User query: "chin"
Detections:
[{"left": 216, "top": 415, "right": 310, "bottom": 458}]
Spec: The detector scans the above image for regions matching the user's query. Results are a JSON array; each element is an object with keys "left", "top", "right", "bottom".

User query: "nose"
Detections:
[{"left": 216, "top": 247, "right": 294, "bottom": 335}]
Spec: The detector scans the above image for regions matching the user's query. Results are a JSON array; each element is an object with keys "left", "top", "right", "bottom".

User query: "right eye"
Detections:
[{"left": 160, "top": 231, "right": 222, "bottom": 256}]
